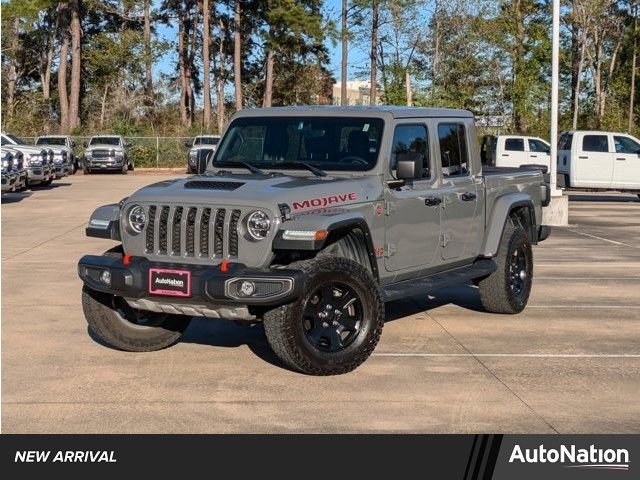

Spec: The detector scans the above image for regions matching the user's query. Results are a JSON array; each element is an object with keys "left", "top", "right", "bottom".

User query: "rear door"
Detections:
[
  {"left": 527, "top": 138, "right": 551, "bottom": 170},
  {"left": 612, "top": 135, "right": 640, "bottom": 188},
  {"left": 384, "top": 123, "right": 441, "bottom": 272},
  {"left": 499, "top": 137, "right": 527, "bottom": 167},
  {"left": 437, "top": 121, "right": 483, "bottom": 261},
  {"left": 576, "top": 134, "right": 613, "bottom": 188}
]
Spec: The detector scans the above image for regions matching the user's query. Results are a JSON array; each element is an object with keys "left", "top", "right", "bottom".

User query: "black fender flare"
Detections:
[
  {"left": 273, "top": 218, "right": 379, "bottom": 280},
  {"left": 482, "top": 195, "right": 537, "bottom": 257}
]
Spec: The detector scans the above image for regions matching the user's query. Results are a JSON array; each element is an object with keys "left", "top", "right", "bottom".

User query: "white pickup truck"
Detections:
[
  {"left": 481, "top": 135, "right": 551, "bottom": 172},
  {"left": 557, "top": 130, "right": 640, "bottom": 197}
]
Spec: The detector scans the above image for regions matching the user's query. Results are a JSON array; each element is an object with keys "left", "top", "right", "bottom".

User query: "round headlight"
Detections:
[
  {"left": 128, "top": 205, "right": 147, "bottom": 233},
  {"left": 246, "top": 210, "right": 271, "bottom": 240}
]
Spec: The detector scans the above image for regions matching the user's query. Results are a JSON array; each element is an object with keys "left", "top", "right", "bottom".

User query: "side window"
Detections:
[
  {"left": 582, "top": 135, "right": 609, "bottom": 153},
  {"left": 558, "top": 132, "right": 573, "bottom": 150},
  {"left": 505, "top": 138, "right": 524, "bottom": 151},
  {"left": 1, "top": 136, "right": 7, "bottom": 146},
  {"left": 613, "top": 136, "right": 640, "bottom": 154},
  {"left": 390, "top": 124, "right": 430, "bottom": 179},
  {"left": 529, "top": 139, "right": 550, "bottom": 153},
  {"left": 438, "top": 123, "right": 469, "bottom": 177}
]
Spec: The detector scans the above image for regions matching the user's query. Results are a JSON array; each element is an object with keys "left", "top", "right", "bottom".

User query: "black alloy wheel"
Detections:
[{"left": 302, "top": 282, "right": 363, "bottom": 352}]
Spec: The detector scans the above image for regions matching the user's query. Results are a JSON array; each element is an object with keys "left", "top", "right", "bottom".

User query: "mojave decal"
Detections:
[{"left": 292, "top": 192, "right": 358, "bottom": 211}]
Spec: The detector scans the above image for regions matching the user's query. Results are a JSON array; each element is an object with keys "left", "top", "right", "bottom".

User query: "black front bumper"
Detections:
[{"left": 78, "top": 254, "right": 304, "bottom": 307}]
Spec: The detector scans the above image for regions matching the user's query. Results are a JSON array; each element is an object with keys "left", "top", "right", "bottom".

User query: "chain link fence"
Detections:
[{"left": 22, "top": 136, "right": 194, "bottom": 169}]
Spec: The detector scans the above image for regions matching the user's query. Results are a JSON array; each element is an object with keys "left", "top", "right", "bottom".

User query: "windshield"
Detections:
[
  {"left": 194, "top": 136, "right": 219, "bottom": 146},
  {"left": 36, "top": 137, "right": 66, "bottom": 146},
  {"left": 5, "top": 134, "right": 26, "bottom": 145},
  {"left": 90, "top": 137, "right": 120, "bottom": 146},
  {"left": 213, "top": 116, "right": 384, "bottom": 172}
]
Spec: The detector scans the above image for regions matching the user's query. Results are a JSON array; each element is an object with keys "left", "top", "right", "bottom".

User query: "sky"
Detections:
[{"left": 154, "top": 0, "right": 370, "bottom": 84}]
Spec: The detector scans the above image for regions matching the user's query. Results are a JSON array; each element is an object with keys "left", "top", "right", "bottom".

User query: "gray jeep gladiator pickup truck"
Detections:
[{"left": 78, "top": 107, "right": 550, "bottom": 375}]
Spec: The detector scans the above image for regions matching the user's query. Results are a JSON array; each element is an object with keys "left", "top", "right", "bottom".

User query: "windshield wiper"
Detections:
[
  {"left": 237, "top": 161, "right": 265, "bottom": 175},
  {"left": 291, "top": 161, "right": 327, "bottom": 177}
]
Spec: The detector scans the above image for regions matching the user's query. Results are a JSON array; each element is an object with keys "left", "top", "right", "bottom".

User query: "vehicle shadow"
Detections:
[
  {"left": 86, "top": 284, "right": 484, "bottom": 372},
  {"left": 30, "top": 182, "right": 72, "bottom": 191},
  {"left": 1, "top": 191, "right": 33, "bottom": 204},
  {"left": 384, "top": 284, "right": 485, "bottom": 321},
  {"left": 177, "top": 284, "right": 485, "bottom": 371},
  {"left": 568, "top": 193, "right": 639, "bottom": 203},
  {"left": 181, "top": 318, "right": 294, "bottom": 371}
]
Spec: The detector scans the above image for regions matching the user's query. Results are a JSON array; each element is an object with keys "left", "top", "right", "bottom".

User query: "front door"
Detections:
[
  {"left": 612, "top": 135, "right": 640, "bottom": 189},
  {"left": 437, "top": 121, "right": 483, "bottom": 261},
  {"left": 384, "top": 123, "right": 441, "bottom": 272},
  {"left": 528, "top": 138, "right": 552, "bottom": 170}
]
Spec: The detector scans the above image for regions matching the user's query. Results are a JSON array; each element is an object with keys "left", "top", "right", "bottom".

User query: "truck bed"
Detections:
[
  {"left": 482, "top": 166, "right": 546, "bottom": 230},
  {"left": 483, "top": 165, "right": 550, "bottom": 184}
]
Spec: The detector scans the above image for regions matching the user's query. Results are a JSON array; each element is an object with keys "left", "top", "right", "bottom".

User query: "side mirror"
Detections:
[
  {"left": 396, "top": 152, "right": 424, "bottom": 180},
  {"left": 83, "top": 141, "right": 88, "bottom": 148},
  {"left": 195, "top": 151, "right": 209, "bottom": 174},
  {"left": 125, "top": 142, "right": 132, "bottom": 148},
  {"left": 184, "top": 141, "right": 192, "bottom": 148},
  {"left": 71, "top": 141, "right": 76, "bottom": 148}
]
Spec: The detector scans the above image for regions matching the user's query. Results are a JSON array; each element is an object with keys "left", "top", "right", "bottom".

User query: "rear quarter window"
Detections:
[
  {"left": 582, "top": 135, "right": 609, "bottom": 153},
  {"left": 505, "top": 138, "right": 524, "bottom": 151},
  {"left": 438, "top": 123, "right": 469, "bottom": 177}
]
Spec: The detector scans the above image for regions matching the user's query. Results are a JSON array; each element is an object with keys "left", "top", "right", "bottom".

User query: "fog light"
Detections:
[
  {"left": 239, "top": 280, "right": 255, "bottom": 296},
  {"left": 100, "top": 270, "right": 111, "bottom": 286}
]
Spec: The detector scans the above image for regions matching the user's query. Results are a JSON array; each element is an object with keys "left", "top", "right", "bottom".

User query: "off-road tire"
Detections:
[
  {"left": 478, "top": 219, "right": 533, "bottom": 314},
  {"left": 83, "top": 166, "right": 91, "bottom": 175},
  {"left": 121, "top": 162, "right": 128, "bottom": 174},
  {"left": 263, "top": 256, "right": 384, "bottom": 375},
  {"left": 81, "top": 247, "right": 191, "bottom": 351}
]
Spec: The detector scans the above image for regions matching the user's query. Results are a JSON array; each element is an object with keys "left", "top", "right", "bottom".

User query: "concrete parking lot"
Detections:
[{"left": 2, "top": 174, "right": 639, "bottom": 433}]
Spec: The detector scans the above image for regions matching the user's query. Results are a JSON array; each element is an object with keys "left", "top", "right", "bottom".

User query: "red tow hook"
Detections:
[
  {"left": 220, "top": 259, "right": 230, "bottom": 273},
  {"left": 122, "top": 254, "right": 133, "bottom": 265}
]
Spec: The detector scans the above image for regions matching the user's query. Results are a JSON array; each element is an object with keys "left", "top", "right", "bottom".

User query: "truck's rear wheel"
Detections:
[
  {"left": 82, "top": 286, "right": 191, "bottom": 351},
  {"left": 478, "top": 220, "right": 533, "bottom": 314},
  {"left": 263, "top": 256, "right": 384, "bottom": 375}
]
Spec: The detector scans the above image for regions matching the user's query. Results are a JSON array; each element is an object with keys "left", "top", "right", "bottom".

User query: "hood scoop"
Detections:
[{"left": 184, "top": 180, "right": 245, "bottom": 191}]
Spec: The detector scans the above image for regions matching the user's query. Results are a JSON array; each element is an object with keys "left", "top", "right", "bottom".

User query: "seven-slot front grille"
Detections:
[{"left": 144, "top": 205, "right": 242, "bottom": 259}]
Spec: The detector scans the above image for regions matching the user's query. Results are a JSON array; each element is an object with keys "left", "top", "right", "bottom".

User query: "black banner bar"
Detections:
[{"left": 0, "top": 434, "right": 636, "bottom": 479}]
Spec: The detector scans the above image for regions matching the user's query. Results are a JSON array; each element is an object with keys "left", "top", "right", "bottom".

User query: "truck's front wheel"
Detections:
[
  {"left": 263, "top": 257, "right": 384, "bottom": 375},
  {"left": 478, "top": 220, "right": 533, "bottom": 313},
  {"left": 82, "top": 286, "right": 192, "bottom": 351}
]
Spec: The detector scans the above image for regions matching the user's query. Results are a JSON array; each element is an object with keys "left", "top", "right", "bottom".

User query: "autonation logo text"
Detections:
[{"left": 509, "top": 444, "right": 630, "bottom": 471}]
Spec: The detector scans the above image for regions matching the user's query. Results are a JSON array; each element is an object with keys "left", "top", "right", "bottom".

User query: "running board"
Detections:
[{"left": 380, "top": 259, "right": 497, "bottom": 302}]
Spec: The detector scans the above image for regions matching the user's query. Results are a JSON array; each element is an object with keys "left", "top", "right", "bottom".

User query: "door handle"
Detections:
[
  {"left": 501, "top": 154, "right": 509, "bottom": 157},
  {"left": 530, "top": 155, "right": 538, "bottom": 158},
  {"left": 578, "top": 156, "right": 588, "bottom": 159},
  {"left": 616, "top": 157, "right": 626, "bottom": 161},
  {"left": 461, "top": 192, "right": 477, "bottom": 202},
  {"left": 424, "top": 196, "right": 442, "bottom": 206}
]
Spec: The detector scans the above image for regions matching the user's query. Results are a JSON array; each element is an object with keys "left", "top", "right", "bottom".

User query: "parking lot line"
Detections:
[
  {"left": 534, "top": 277, "right": 640, "bottom": 280},
  {"left": 372, "top": 353, "right": 640, "bottom": 358},
  {"left": 567, "top": 229, "right": 639, "bottom": 249},
  {"left": 527, "top": 305, "right": 638, "bottom": 308}
]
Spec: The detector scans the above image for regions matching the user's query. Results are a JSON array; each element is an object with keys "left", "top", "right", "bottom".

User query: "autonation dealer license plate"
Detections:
[{"left": 148, "top": 268, "right": 191, "bottom": 297}]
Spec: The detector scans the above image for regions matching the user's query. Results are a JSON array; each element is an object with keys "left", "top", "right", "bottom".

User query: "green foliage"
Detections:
[{"left": 1, "top": 0, "right": 639, "bottom": 145}]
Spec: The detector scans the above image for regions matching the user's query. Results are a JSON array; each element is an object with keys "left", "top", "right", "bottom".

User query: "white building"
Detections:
[{"left": 332, "top": 80, "right": 382, "bottom": 106}]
